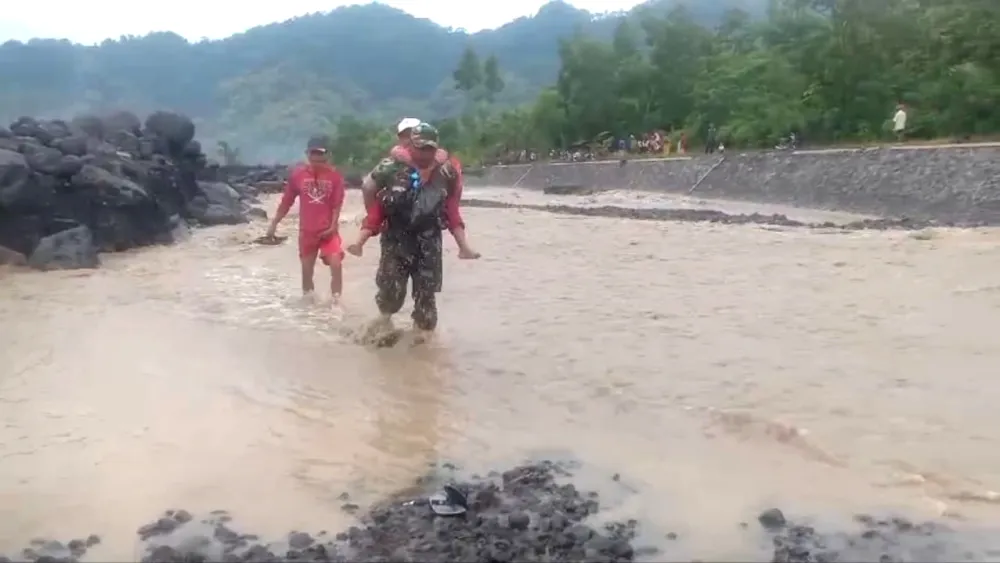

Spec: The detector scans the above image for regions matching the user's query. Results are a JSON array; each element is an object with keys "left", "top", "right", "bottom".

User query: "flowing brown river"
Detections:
[{"left": 3, "top": 188, "right": 1000, "bottom": 560}]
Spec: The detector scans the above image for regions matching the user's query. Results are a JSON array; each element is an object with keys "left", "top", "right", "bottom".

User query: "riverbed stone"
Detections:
[{"left": 27, "top": 225, "right": 99, "bottom": 270}]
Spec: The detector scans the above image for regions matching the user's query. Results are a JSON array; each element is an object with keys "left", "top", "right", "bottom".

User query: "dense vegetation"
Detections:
[
  {"left": 329, "top": 0, "right": 1000, "bottom": 170},
  {"left": 0, "top": 0, "right": 762, "bottom": 161},
  {"left": 2, "top": 0, "right": 996, "bottom": 167}
]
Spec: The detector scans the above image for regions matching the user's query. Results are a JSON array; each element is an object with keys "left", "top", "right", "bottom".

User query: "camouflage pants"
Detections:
[{"left": 375, "top": 229, "right": 443, "bottom": 331}]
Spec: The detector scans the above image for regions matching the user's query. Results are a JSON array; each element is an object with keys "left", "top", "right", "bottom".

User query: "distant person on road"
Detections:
[
  {"left": 893, "top": 103, "right": 908, "bottom": 142},
  {"left": 705, "top": 123, "right": 717, "bottom": 154},
  {"left": 265, "top": 135, "right": 346, "bottom": 303},
  {"left": 347, "top": 123, "right": 479, "bottom": 338}
]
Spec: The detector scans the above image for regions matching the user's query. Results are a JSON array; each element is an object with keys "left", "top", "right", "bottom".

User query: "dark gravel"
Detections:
[
  {"left": 461, "top": 199, "right": 937, "bottom": 231},
  {"left": 2, "top": 462, "right": 995, "bottom": 563}
]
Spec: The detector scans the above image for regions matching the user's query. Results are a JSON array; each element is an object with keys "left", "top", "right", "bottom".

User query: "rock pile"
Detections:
[
  {"left": 201, "top": 164, "right": 288, "bottom": 194},
  {"left": 136, "top": 461, "right": 641, "bottom": 563},
  {"left": 760, "top": 509, "right": 978, "bottom": 563},
  {"left": 0, "top": 111, "right": 266, "bottom": 270},
  {"left": 3, "top": 461, "right": 989, "bottom": 563}
]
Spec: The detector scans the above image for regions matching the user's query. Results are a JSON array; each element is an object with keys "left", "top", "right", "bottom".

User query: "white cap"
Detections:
[{"left": 397, "top": 117, "right": 421, "bottom": 134}]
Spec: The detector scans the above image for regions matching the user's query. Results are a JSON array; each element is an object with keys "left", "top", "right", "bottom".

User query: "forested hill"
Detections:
[{"left": 0, "top": 0, "right": 765, "bottom": 161}]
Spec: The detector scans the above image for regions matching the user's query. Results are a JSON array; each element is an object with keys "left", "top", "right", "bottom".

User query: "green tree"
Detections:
[
  {"left": 216, "top": 141, "right": 243, "bottom": 165},
  {"left": 483, "top": 55, "right": 505, "bottom": 102},
  {"left": 453, "top": 46, "right": 483, "bottom": 95},
  {"left": 328, "top": 115, "right": 394, "bottom": 172}
]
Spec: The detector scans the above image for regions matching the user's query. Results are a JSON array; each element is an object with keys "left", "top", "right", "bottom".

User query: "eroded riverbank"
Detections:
[
  {"left": 3, "top": 191, "right": 1000, "bottom": 560},
  {"left": 468, "top": 145, "right": 1000, "bottom": 225}
]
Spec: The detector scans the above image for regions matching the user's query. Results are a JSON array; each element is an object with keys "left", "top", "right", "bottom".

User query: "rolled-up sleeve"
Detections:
[
  {"left": 276, "top": 170, "right": 299, "bottom": 214},
  {"left": 443, "top": 158, "right": 465, "bottom": 232},
  {"left": 360, "top": 158, "right": 396, "bottom": 233},
  {"left": 362, "top": 200, "right": 385, "bottom": 233}
]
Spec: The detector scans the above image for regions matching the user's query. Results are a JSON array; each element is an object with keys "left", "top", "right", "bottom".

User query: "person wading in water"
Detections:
[
  {"left": 347, "top": 122, "right": 479, "bottom": 339},
  {"left": 265, "top": 135, "right": 346, "bottom": 303}
]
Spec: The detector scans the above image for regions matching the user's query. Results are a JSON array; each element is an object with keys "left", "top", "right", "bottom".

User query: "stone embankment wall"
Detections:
[{"left": 467, "top": 145, "right": 1000, "bottom": 225}]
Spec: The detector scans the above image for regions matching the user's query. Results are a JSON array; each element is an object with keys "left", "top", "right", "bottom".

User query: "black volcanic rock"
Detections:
[{"left": 0, "top": 111, "right": 265, "bottom": 270}]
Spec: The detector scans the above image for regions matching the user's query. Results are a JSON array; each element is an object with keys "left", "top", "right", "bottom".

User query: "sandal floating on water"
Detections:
[
  {"left": 428, "top": 485, "right": 468, "bottom": 516},
  {"left": 399, "top": 485, "right": 467, "bottom": 516}
]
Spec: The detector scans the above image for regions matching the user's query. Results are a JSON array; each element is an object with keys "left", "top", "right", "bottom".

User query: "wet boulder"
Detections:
[
  {"left": 144, "top": 111, "right": 195, "bottom": 150},
  {"left": 137, "top": 137, "right": 157, "bottom": 160},
  {"left": 187, "top": 181, "right": 249, "bottom": 225},
  {"left": 206, "top": 164, "right": 289, "bottom": 195},
  {"left": 107, "top": 130, "right": 141, "bottom": 155},
  {"left": 71, "top": 114, "right": 105, "bottom": 139},
  {"left": 0, "top": 148, "right": 31, "bottom": 192},
  {"left": 85, "top": 137, "right": 119, "bottom": 157},
  {"left": 0, "top": 137, "right": 19, "bottom": 152},
  {"left": 103, "top": 110, "right": 142, "bottom": 136},
  {"left": 0, "top": 244, "right": 27, "bottom": 266},
  {"left": 182, "top": 140, "right": 202, "bottom": 158},
  {"left": 0, "top": 175, "right": 56, "bottom": 212},
  {"left": 28, "top": 225, "right": 100, "bottom": 270},
  {"left": 12, "top": 136, "right": 44, "bottom": 154},
  {"left": 10, "top": 117, "right": 53, "bottom": 145},
  {"left": 0, "top": 149, "right": 52, "bottom": 211},
  {"left": 0, "top": 213, "right": 44, "bottom": 257},
  {"left": 187, "top": 199, "right": 249, "bottom": 226},
  {"left": 197, "top": 181, "right": 242, "bottom": 208},
  {"left": 0, "top": 110, "right": 248, "bottom": 271},
  {"left": 23, "top": 144, "right": 66, "bottom": 176},
  {"left": 70, "top": 164, "right": 150, "bottom": 206},
  {"left": 53, "top": 134, "right": 89, "bottom": 157},
  {"left": 39, "top": 119, "right": 73, "bottom": 142},
  {"left": 53, "top": 155, "right": 85, "bottom": 178}
]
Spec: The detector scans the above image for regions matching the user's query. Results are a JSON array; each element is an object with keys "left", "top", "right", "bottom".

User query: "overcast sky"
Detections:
[{"left": 1, "top": 0, "right": 646, "bottom": 44}]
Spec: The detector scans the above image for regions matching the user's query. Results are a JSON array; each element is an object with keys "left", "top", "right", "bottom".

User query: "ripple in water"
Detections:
[{"left": 171, "top": 266, "right": 350, "bottom": 337}]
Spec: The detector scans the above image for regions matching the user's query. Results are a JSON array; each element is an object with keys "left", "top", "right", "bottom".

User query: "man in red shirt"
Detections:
[
  {"left": 265, "top": 135, "right": 346, "bottom": 302},
  {"left": 347, "top": 123, "right": 478, "bottom": 337}
]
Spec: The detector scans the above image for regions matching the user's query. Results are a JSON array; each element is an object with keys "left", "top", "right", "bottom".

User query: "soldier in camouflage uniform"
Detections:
[
  {"left": 360, "top": 118, "right": 433, "bottom": 213},
  {"left": 347, "top": 123, "right": 479, "bottom": 335}
]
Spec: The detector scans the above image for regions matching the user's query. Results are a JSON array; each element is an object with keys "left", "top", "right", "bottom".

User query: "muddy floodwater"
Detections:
[{"left": 3, "top": 188, "right": 1000, "bottom": 560}]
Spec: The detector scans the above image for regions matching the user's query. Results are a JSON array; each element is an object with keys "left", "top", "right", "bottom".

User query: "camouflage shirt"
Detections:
[
  {"left": 368, "top": 157, "right": 409, "bottom": 190},
  {"left": 368, "top": 152, "right": 457, "bottom": 191}
]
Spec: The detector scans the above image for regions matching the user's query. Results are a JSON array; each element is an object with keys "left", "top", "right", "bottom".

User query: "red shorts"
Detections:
[{"left": 299, "top": 231, "right": 344, "bottom": 263}]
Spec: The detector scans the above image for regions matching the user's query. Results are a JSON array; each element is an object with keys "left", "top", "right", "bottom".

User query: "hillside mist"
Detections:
[{"left": 0, "top": 0, "right": 765, "bottom": 161}]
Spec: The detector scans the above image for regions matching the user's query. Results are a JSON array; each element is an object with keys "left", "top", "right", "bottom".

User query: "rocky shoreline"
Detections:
[
  {"left": 2, "top": 461, "right": 990, "bottom": 563},
  {"left": 0, "top": 112, "right": 287, "bottom": 270},
  {"left": 462, "top": 199, "right": 934, "bottom": 231}
]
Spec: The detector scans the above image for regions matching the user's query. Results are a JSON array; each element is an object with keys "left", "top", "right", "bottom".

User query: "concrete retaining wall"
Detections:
[{"left": 467, "top": 145, "right": 1000, "bottom": 225}]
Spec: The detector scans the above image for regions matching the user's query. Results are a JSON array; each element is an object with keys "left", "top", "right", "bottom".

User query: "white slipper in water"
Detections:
[{"left": 428, "top": 485, "right": 468, "bottom": 516}]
